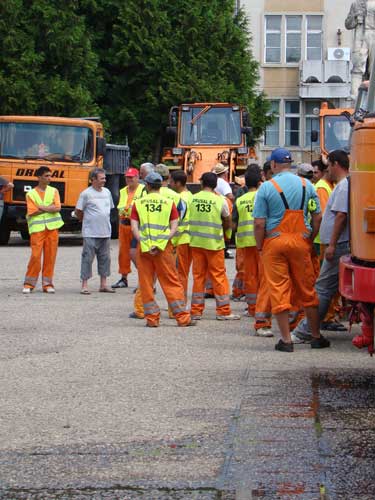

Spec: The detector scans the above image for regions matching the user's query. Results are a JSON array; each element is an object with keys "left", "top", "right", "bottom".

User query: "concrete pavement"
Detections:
[{"left": 1, "top": 234, "right": 375, "bottom": 499}]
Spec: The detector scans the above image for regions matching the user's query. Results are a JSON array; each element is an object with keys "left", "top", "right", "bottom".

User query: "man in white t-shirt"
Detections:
[
  {"left": 75, "top": 168, "right": 115, "bottom": 294},
  {"left": 212, "top": 163, "right": 234, "bottom": 202}
]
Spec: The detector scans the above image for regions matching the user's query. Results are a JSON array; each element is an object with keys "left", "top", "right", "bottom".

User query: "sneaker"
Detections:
[
  {"left": 44, "top": 287, "right": 55, "bottom": 294},
  {"left": 254, "top": 327, "right": 274, "bottom": 337},
  {"left": 321, "top": 321, "right": 347, "bottom": 332},
  {"left": 225, "top": 250, "right": 234, "bottom": 259},
  {"left": 216, "top": 314, "right": 241, "bottom": 321},
  {"left": 291, "top": 333, "right": 305, "bottom": 344},
  {"left": 311, "top": 335, "right": 331, "bottom": 349},
  {"left": 112, "top": 277, "right": 128, "bottom": 289},
  {"left": 293, "top": 330, "right": 313, "bottom": 342},
  {"left": 129, "top": 312, "right": 144, "bottom": 319},
  {"left": 22, "top": 287, "right": 32, "bottom": 294},
  {"left": 275, "top": 339, "right": 294, "bottom": 352},
  {"left": 191, "top": 315, "right": 202, "bottom": 320},
  {"left": 178, "top": 320, "right": 197, "bottom": 327}
]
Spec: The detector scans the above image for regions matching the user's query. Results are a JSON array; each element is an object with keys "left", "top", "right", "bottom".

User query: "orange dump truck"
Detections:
[
  {"left": 0, "top": 115, "right": 129, "bottom": 244},
  {"left": 161, "top": 103, "right": 254, "bottom": 190}
]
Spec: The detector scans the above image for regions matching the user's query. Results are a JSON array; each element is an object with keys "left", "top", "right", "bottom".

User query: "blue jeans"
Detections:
[{"left": 294, "top": 241, "right": 349, "bottom": 334}]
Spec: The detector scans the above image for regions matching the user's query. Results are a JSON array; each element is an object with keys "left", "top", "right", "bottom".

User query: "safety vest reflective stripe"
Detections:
[
  {"left": 139, "top": 223, "right": 170, "bottom": 232},
  {"left": 246, "top": 293, "right": 257, "bottom": 305},
  {"left": 28, "top": 216, "right": 63, "bottom": 227},
  {"left": 215, "top": 294, "right": 230, "bottom": 306},
  {"left": 191, "top": 292, "right": 205, "bottom": 305},
  {"left": 26, "top": 186, "right": 63, "bottom": 234},
  {"left": 189, "top": 220, "right": 222, "bottom": 229},
  {"left": 189, "top": 231, "right": 223, "bottom": 240},
  {"left": 235, "top": 191, "right": 256, "bottom": 248},
  {"left": 134, "top": 193, "right": 173, "bottom": 253}
]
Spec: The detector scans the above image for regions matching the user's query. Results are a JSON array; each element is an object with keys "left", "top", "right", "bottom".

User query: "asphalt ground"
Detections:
[{"left": 1, "top": 234, "right": 375, "bottom": 499}]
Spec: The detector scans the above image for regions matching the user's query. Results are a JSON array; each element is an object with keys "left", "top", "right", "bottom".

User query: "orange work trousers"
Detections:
[
  {"left": 118, "top": 222, "right": 132, "bottom": 275},
  {"left": 242, "top": 246, "right": 260, "bottom": 316},
  {"left": 24, "top": 228, "right": 59, "bottom": 290},
  {"left": 176, "top": 243, "right": 192, "bottom": 297},
  {"left": 137, "top": 242, "right": 190, "bottom": 327},
  {"left": 232, "top": 247, "right": 245, "bottom": 298},
  {"left": 191, "top": 247, "right": 231, "bottom": 317},
  {"left": 254, "top": 256, "right": 272, "bottom": 330}
]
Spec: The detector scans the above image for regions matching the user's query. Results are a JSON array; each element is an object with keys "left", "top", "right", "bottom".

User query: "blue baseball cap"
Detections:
[
  {"left": 144, "top": 172, "right": 163, "bottom": 184},
  {"left": 269, "top": 148, "right": 292, "bottom": 164}
]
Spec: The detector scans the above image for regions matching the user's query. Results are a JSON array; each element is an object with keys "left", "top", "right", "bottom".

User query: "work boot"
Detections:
[{"left": 112, "top": 277, "right": 128, "bottom": 288}]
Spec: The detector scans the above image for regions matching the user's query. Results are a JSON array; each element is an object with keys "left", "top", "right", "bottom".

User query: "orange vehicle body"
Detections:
[
  {"left": 319, "top": 102, "right": 353, "bottom": 156},
  {"left": 161, "top": 103, "right": 255, "bottom": 189},
  {"left": 0, "top": 115, "right": 107, "bottom": 244},
  {"left": 338, "top": 81, "right": 375, "bottom": 354}
]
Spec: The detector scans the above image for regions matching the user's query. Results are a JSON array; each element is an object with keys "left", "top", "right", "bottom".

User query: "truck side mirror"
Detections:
[
  {"left": 311, "top": 130, "right": 319, "bottom": 143},
  {"left": 96, "top": 137, "right": 106, "bottom": 157},
  {"left": 166, "top": 126, "right": 177, "bottom": 136}
]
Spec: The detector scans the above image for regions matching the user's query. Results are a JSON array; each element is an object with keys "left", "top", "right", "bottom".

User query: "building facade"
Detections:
[{"left": 242, "top": 0, "right": 354, "bottom": 163}]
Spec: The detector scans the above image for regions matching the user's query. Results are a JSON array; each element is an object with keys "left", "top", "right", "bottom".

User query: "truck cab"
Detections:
[
  {"left": 0, "top": 115, "right": 107, "bottom": 244},
  {"left": 162, "top": 103, "right": 254, "bottom": 190}
]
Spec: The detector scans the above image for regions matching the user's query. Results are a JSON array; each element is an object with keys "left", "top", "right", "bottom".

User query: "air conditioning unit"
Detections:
[{"left": 327, "top": 47, "right": 350, "bottom": 61}]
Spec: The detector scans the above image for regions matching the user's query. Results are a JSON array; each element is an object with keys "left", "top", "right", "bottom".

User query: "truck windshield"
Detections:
[
  {"left": 324, "top": 116, "right": 351, "bottom": 153},
  {"left": 180, "top": 107, "right": 241, "bottom": 145},
  {"left": 0, "top": 122, "right": 93, "bottom": 162}
]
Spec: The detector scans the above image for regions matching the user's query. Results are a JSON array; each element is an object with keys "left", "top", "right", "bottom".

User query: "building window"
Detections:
[
  {"left": 265, "top": 100, "right": 280, "bottom": 146},
  {"left": 264, "top": 14, "right": 323, "bottom": 64},
  {"left": 265, "top": 15, "right": 281, "bottom": 63},
  {"left": 305, "top": 101, "right": 320, "bottom": 147},
  {"left": 306, "top": 15, "right": 322, "bottom": 60},
  {"left": 285, "top": 101, "right": 300, "bottom": 146},
  {"left": 286, "top": 16, "right": 302, "bottom": 63}
]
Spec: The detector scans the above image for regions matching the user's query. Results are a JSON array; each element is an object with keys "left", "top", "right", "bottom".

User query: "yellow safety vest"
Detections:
[
  {"left": 314, "top": 179, "right": 333, "bottom": 244},
  {"left": 26, "top": 186, "right": 64, "bottom": 235},
  {"left": 160, "top": 186, "right": 181, "bottom": 205},
  {"left": 189, "top": 191, "right": 225, "bottom": 251},
  {"left": 134, "top": 192, "right": 173, "bottom": 253},
  {"left": 118, "top": 183, "right": 144, "bottom": 218},
  {"left": 172, "top": 189, "right": 192, "bottom": 246},
  {"left": 235, "top": 191, "right": 256, "bottom": 248}
]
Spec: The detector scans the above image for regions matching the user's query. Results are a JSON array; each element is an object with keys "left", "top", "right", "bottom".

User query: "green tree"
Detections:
[{"left": 0, "top": 0, "right": 99, "bottom": 116}]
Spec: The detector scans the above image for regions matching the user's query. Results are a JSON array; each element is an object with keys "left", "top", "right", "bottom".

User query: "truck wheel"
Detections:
[
  {"left": 20, "top": 229, "right": 30, "bottom": 241},
  {"left": 0, "top": 221, "right": 11, "bottom": 245}
]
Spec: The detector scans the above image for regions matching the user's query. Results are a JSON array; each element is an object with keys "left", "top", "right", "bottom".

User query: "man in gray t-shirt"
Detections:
[
  {"left": 292, "top": 150, "right": 350, "bottom": 342},
  {"left": 75, "top": 168, "right": 115, "bottom": 294}
]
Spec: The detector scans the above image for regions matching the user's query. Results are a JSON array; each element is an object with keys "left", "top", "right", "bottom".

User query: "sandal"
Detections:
[
  {"left": 80, "top": 289, "right": 91, "bottom": 295},
  {"left": 99, "top": 288, "right": 116, "bottom": 293}
]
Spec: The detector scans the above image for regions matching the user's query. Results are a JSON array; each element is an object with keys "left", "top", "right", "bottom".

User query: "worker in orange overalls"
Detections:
[
  {"left": 131, "top": 172, "right": 195, "bottom": 328},
  {"left": 190, "top": 172, "right": 240, "bottom": 321},
  {"left": 112, "top": 168, "right": 144, "bottom": 289},
  {"left": 23, "top": 166, "right": 64, "bottom": 294},
  {"left": 254, "top": 148, "right": 330, "bottom": 352}
]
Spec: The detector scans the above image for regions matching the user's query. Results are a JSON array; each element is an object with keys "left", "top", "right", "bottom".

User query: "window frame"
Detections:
[
  {"left": 285, "top": 15, "right": 302, "bottom": 64},
  {"left": 284, "top": 100, "right": 301, "bottom": 147},
  {"left": 263, "top": 13, "right": 324, "bottom": 66},
  {"left": 264, "top": 100, "right": 281, "bottom": 147}
]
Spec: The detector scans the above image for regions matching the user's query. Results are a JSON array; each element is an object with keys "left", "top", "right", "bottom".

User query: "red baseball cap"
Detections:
[{"left": 125, "top": 167, "right": 139, "bottom": 177}]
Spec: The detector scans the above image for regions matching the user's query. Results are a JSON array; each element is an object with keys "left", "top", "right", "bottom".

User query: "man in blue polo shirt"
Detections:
[{"left": 254, "top": 147, "right": 330, "bottom": 352}]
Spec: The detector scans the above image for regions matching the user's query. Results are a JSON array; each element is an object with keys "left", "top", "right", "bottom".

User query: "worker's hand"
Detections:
[
  {"left": 325, "top": 244, "right": 335, "bottom": 261},
  {"left": 149, "top": 246, "right": 160, "bottom": 256}
]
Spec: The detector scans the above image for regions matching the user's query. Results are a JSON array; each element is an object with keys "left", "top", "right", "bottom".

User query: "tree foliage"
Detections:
[{"left": 0, "top": 0, "right": 270, "bottom": 162}]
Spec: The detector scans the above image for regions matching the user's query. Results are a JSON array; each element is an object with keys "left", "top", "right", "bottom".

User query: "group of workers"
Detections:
[{"left": 16, "top": 145, "right": 350, "bottom": 352}]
